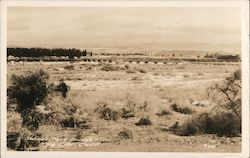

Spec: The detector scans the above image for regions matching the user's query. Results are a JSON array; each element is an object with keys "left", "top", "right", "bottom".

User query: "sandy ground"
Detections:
[{"left": 7, "top": 61, "right": 241, "bottom": 152}]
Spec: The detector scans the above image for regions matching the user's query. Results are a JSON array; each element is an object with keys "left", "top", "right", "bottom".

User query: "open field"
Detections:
[{"left": 7, "top": 61, "right": 241, "bottom": 152}]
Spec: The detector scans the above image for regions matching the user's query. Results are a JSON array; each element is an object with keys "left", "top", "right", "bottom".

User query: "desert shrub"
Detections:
[
  {"left": 8, "top": 69, "right": 49, "bottom": 114},
  {"left": 208, "top": 69, "right": 241, "bottom": 117},
  {"left": 39, "top": 92, "right": 91, "bottom": 129},
  {"left": 64, "top": 65, "right": 74, "bottom": 70},
  {"left": 59, "top": 104, "right": 77, "bottom": 127},
  {"left": 174, "top": 113, "right": 212, "bottom": 136},
  {"left": 99, "top": 107, "right": 119, "bottom": 121},
  {"left": 100, "top": 63, "right": 123, "bottom": 71},
  {"left": 156, "top": 109, "right": 172, "bottom": 117},
  {"left": 7, "top": 69, "right": 52, "bottom": 131},
  {"left": 174, "top": 111, "right": 241, "bottom": 137},
  {"left": 61, "top": 107, "right": 90, "bottom": 129},
  {"left": 61, "top": 117, "right": 75, "bottom": 128},
  {"left": 48, "top": 98, "right": 91, "bottom": 129},
  {"left": 120, "top": 99, "right": 139, "bottom": 119},
  {"left": 21, "top": 109, "right": 57, "bottom": 131},
  {"left": 170, "top": 103, "right": 193, "bottom": 114},
  {"left": 175, "top": 122, "right": 198, "bottom": 136},
  {"left": 211, "top": 110, "right": 241, "bottom": 136},
  {"left": 136, "top": 68, "right": 147, "bottom": 73},
  {"left": 60, "top": 112, "right": 89, "bottom": 128},
  {"left": 135, "top": 117, "right": 152, "bottom": 126},
  {"left": 118, "top": 128, "right": 133, "bottom": 139},
  {"left": 94, "top": 101, "right": 119, "bottom": 121},
  {"left": 74, "top": 115, "right": 91, "bottom": 129},
  {"left": 121, "top": 108, "right": 135, "bottom": 119},
  {"left": 124, "top": 64, "right": 130, "bottom": 69},
  {"left": 126, "top": 69, "right": 136, "bottom": 73}
]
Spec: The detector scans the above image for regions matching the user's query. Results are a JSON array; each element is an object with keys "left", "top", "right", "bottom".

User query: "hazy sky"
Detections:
[{"left": 7, "top": 7, "right": 241, "bottom": 52}]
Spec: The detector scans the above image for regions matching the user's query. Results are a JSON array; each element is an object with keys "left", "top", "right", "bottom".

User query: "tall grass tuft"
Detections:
[
  {"left": 174, "top": 111, "right": 241, "bottom": 137},
  {"left": 170, "top": 103, "right": 193, "bottom": 114}
]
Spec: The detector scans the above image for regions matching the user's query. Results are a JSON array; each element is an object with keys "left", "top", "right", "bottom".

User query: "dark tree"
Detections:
[
  {"left": 208, "top": 69, "right": 241, "bottom": 117},
  {"left": 7, "top": 47, "right": 87, "bottom": 58},
  {"left": 8, "top": 70, "right": 49, "bottom": 113}
]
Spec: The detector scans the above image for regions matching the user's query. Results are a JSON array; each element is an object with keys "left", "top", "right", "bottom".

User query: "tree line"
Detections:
[{"left": 7, "top": 47, "right": 87, "bottom": 58}]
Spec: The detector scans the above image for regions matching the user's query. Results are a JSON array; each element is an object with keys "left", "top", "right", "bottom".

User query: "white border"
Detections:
[{"left": 1, "top": 1, "right": 249, "bottom": 158}]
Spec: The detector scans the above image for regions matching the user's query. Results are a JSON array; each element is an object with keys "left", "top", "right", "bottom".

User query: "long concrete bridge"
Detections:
[{"left": 7, "top": 56, "right": 240, "bottom": 65}]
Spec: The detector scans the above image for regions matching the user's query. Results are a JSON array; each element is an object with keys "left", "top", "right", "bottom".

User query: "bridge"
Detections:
[{"left": 7, "top": 56, "right": 240, "bottom": 65}]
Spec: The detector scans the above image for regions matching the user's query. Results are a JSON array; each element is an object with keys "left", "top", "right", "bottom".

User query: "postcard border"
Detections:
[{"left": 1, "top": 1, "right": 249, "bottom": 158}]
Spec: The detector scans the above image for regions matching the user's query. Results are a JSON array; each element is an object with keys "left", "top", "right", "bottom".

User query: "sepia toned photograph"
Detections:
[{"left": 1, "top": 1, "right": 249, "bottom": 157}]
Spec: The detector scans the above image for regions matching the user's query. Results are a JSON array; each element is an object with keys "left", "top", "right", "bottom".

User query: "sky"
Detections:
[{"left": 7, "top": 7, "right": 241, "bottom": 53}]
